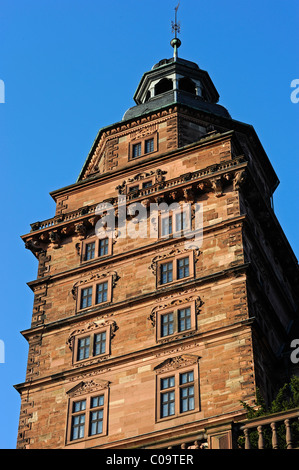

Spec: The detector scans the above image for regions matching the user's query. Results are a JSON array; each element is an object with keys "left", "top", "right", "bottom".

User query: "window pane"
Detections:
[
  {"left": 99, "top": 238, "right": 109, "bottom": 256},
  {"left": 73, "top": 400, "right": 86, "bottom": 413},
  {"left": 91, "top": 395, "right": 104, "bottom": 408},
  {"left": 77, "top": 336, "right": 90, "bottom": 361},
  {"left": 180, "top": 371, "right": 194, "bottom": 385},
  {"left": 175, "top": 211, "right": 187, "bottom": 231},
  {"left": 180, "top": 385, "right": 195, "bottom": 413},
  {"left": 162, "top": 216, "right": 172, "bottom": 236},
  {"left": 161, "top": 391, "right": 175, "bottom": 418},
  {"left": 161, "top": 376, "right": 175, "bottom": 390},
  {"left": 142, "top": 180, "right": 152, "bottom": 189},
  {"left": 161, "top": 262, "right": 173, "bottom": 284},
  {"left": 71, "top": 414, "right": 85, "bottom": 440},
  {"left": 90, "top": 410, "right": 103, "bottom": 435},
  {"left": 177, "top": 257, "right": 189, "bottom": 279},
  {"left": 80, "top": 287, "right": 93, "bottom": 309},
  {"left": 145, "top": 138, "right": 154, "bottom": 154},
  {"left": 161, "top": 312, "right": 174, "bottom": 337},
  {"left": 94, "top": 332, "right": 106, "bottom": 355},
  {"left": 85, "top": 242, "right": 95, "bottom": 261},
  {"left": 133, "top": 143, "right": 141, "bottom": 158},
  {"left": 96, "top": 282, "right": 108, "bottom": 304},
  {"left": 178, "top": 307, "right": 191, "bottom": 332}
]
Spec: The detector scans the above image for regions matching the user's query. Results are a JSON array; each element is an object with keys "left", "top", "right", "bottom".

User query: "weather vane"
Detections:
[
  {"left": 171, "top": 2, "right": 181, "bottom": 38},
  {"left": 171, "top": 2, "right": 181, "bottom": 59}
]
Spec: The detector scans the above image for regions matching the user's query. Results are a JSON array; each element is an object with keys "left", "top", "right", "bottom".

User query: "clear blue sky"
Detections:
[{"left": 0, "top": 0, "right": 298, "bottom": 449}]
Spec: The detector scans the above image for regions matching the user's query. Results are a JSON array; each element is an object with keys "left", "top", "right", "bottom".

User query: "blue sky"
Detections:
[{"left": 0, "top": 0, "right": 298, "bottom": 449}]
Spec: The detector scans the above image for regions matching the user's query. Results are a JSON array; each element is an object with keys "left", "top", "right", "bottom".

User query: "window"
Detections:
[
  {"left": 82, "top": 237, "right": 112, "bottom": 262},
  {"left": 99, "top": 238, "right": 109, "bottom": 257},
  {"left": 145, "top": 138, "right": 154, "bottom": 154},
  {"left": 96, "top": 281, "right": 108, "bottom": 304},
  {"left": 67, "top": 388, "right": 109, "bottom": 443},
  {"left": 155, "top": 302, "right": 196, "bottom": 342},
  {"left": 157, "top": 253, "right": 194, "bottom": 287},
  {"left": 132, "top": 142, "right": 142, "bottom": 158},
  {"left": 85, "top": 242, "right": 95, "bottom": 261},
  {"left": 71, "top": 399, "right": 86, "bottom": 440},
  {"left": 156, "top": 365, "right": 200, "bottom": 421},
  {"left": 160, "top": 262, "right": 173, "bottom": 285},
  {"left": 142, "top": 180, "right": 153, "bottom": 189},
  {"left": 80, "top": 287, "right": 93, "bottom": 309},
  {"left": 77, "top": 336, "right": 90, "bottom": 361},
  {"left": 177, "top": 257, "right": 189, "bottom": 279},
  {"left": 161, "top": 215, "right": 173, "bottom": 237},
  {"left": 159, "top": 206, "right": 191, "bottom": 238},
  {"left": 127, "top": 178, "right": 153, "bottom": 193},
  {"left": 69, "top": 320, "right": 116, "bottom": 364},
  {"left": 77, "top": 277, "right": 113, "bottom": 311}
]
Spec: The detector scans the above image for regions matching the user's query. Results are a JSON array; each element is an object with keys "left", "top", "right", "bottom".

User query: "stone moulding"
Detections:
[
  {"left": 66, "top": 319, "right": 118, "bottom": 351},
  {"left": 154, "top": 354, "right": 200, "bottom": 374},
  {"left": 66, "top": 378, "right": 110, "bottom": 398}
]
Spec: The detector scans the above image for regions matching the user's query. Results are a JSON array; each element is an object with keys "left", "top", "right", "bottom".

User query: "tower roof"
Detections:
[{"left": 123, "top": 53, "right": 231, "bottom": 121}]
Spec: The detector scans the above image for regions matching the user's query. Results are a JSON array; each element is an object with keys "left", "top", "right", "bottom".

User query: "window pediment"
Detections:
[{"left": 154, "top": 354, "right": 200, "bottom": 375}]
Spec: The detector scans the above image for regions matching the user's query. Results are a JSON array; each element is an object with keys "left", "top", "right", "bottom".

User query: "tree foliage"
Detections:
[{"left": 238, "top": 375, "right": 299, "bottom": 449}]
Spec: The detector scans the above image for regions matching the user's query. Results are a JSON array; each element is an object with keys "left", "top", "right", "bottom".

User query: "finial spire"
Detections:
[{"left": 171, "top": 2, "right": 181, "bottom": 59}]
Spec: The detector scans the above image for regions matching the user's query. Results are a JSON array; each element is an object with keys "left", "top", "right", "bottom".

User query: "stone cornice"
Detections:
[
  {"left": 25, "top": 215, "right": 246, "bottom": 289},
  {"left": 22, "top": 155, "right": 247, "bottom": 246},
  {"left": 14, "top": 316, "right": 253, "bottom": 394}
]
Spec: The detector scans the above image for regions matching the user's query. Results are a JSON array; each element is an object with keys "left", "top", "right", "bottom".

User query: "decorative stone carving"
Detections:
[
  {"left": 71, "top": 271, "right": 119, "bottom": 300},
  {"left": 49, "top": 231, "right": 61, "bottom": 249},
  {"left": 74, "top": 222, "right": 86, "bottom": 239},
  {"left": 149, "top": 248, "right": 200, "bottom": 276},
  {"left": 233, "top": 169, "right": 247, "bottom": 191},
  {"left": 210, "top": 176, "right": 223, "bottom": 197},
  {"left": 66, "top": 378, "right": 110, "bottom": 398},
  {"left": 66, "top": 319, "right": 118, "bottom": 351},
  {"left": 154, "top": 354, "right": 200, "bottom": 374}
]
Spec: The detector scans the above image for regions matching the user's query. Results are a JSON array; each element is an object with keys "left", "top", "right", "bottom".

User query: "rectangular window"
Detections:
[
  {"left": 94, "top": 332, "right": 106, "bottom": 356},
  {"left": 67, "top": 391, "right": 108, "bottom": 443},
  {"left": 160, "top": 376, "right": 175, "bottom": 418},
  {"left": 157, "top": 253, "right": 193, "bottom": 287},
  {"left": 177, "top": 257, "right": 190, "bottom": 279},
  {"left": 82, "top": 237, "right": 112, "bottom": 263},
  {"left": 77, "top": 276, "right": 113, "bottom": 311},
  {"left": 161, "top": 262, "right": 173, "bottom": 284},
  {"left": 99, "top": 238, "right": 109, "bottom": 257},
  {"left": 132, "top": 142, "right": 142, "bottom": 158},
  {"left": 179, "top": 371, "right": 195, "bottom": 413},
  {"left": 175, "top": 211, "right": 187, "bottom": 232},
  {"left": 178, "top": 307, "right": 191, "bottom": 332},
  {"left": 80, "top": 287, "right": 93, "bottom": 309},
  {"left": 161, "top": 215, "right": 173, "bottom": 237},
  {"left": 145, "top": 138, "right": 154, "bottom": 154},
  {"left": 77, "top": 336, "right": 90, "bottom": 361},
  {"left": 89, "top": 395, "right": 104, "bottom": 436},
  {"left": 85, "top": 242, "right": 95, "bottom": 261},
  {"left": 71, "top": 400, "right": 86, "bottom": 441},
  {"left": 142, "top": 180, "right": 153, "bottom": 189},
  {"left": 155, "top": 302, "right": 196, "bottom": 342},
  {"left": 161, "top": 312, "right": 174, "bottom": 337},
  {"left": 96, "top": 282, "right": 108, "bottom": 304},
  {"left": 157, "top": 367, "right": 199, "bottom": 421},
  {"left": 73, "top": 326, "right": 110, "bottom": 364}
]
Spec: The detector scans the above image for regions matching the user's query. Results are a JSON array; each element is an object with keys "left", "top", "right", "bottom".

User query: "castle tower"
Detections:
[{"left": 15, "top": 35, "right": 299, "bottom": 449}]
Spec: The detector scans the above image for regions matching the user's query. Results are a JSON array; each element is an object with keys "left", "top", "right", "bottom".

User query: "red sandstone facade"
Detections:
[{"left": 15, "top": 49, "right": 299, "bottom": 449}]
